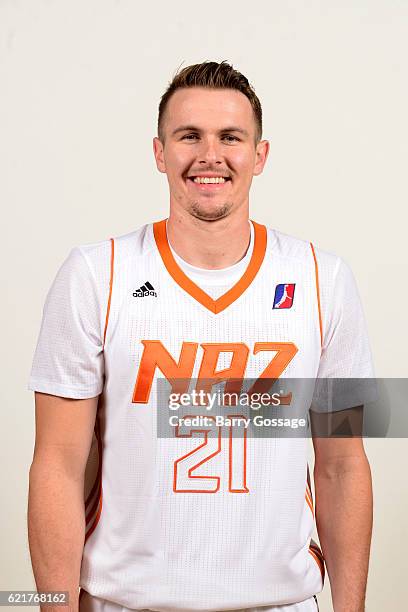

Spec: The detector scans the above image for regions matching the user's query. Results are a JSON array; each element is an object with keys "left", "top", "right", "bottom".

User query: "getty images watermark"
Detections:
[
  {"left": 155, "top": 378, "right": 407, "bottom": 438},
  {"left": 166, "top": 387, "right": 306, "bottom": 431}
]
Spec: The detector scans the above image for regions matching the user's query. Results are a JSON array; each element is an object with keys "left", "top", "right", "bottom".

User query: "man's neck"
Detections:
[{"left": 166, "top": 208, "right": 252, "bottom": 270}]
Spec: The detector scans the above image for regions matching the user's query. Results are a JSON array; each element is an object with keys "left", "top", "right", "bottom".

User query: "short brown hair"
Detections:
[{"left": 158, "top": 61, "right": 263, "bottom": 143}]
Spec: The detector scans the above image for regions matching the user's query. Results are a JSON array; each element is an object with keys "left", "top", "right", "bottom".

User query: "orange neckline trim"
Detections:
[{"left": 153, "top": 219, "right": 267, "bottom": 314}]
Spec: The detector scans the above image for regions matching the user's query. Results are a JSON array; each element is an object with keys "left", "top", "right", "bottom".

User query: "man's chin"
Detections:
[{"left": 189, "top": 202, "right": 233, "bottom": 221}]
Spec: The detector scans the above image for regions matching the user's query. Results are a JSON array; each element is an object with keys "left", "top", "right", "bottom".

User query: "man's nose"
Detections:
[{"left": 198, "top": 138, "right": 222, "bottom": 165}]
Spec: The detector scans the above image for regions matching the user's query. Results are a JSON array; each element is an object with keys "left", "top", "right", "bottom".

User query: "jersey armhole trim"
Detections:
[
  {"left": 103, "top": 238, "right": 115, "bottom": 349},
  {"left": 310, "top": 242, "right": 323, "bottom": 350}
]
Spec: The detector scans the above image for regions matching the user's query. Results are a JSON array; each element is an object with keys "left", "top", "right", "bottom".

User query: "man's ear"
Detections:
[
  {"left": 253, "top": 139, "right": 270, "bottom": 176},
  {"left": 153, "top": 137, "right": 166, "bottom": 173}
]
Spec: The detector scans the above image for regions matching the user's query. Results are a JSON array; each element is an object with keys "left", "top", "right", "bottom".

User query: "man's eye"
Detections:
[
  {"left": 222, "top": 135, "right": 240, "bottom": 143},
  {"left": 181, "top": 134, "right": 199, "bottom": 140}
]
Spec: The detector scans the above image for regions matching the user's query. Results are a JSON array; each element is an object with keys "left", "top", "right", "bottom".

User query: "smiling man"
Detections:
[{"left": 28, "top": 62, "right": 374, "bottom": 612}]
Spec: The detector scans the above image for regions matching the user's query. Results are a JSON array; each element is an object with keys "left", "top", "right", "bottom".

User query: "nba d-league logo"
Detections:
[{"left": 273, "top": 283, "right": 296, "bottom": 309}]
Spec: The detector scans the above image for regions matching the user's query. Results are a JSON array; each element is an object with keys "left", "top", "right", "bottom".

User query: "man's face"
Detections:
[{"left": 153, "top": 87, "right": 269, "bottom": 221}]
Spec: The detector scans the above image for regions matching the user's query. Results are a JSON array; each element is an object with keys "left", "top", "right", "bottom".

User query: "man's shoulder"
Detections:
[
  {"left": 76, "top": 223, "right": 154, "bottom": 271},
  {"left": 266, "top": 225, "right": 342, "bottom": 277}
]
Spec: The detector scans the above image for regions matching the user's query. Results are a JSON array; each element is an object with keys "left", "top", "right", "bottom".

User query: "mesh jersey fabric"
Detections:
[
  {"left": 28, "top": 220, "right": 375, "bottom": 611},
  {"left": 79, "top": 589, "right": 318, "bottom": 612}
]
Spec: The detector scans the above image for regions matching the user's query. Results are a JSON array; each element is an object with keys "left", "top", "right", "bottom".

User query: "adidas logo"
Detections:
[{"left": 133, "top": 281, "right": 157, "bottom": 297}]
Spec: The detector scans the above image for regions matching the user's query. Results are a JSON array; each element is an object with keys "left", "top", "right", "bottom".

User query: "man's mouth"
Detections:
[{"left": 187, "top": 175, "right": 232, "bottom": 185}]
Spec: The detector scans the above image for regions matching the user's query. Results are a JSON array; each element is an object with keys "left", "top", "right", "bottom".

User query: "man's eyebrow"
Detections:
[
  {"left": 220, "top": 126, "right": 249, "bottom": 136},
  {"left": 172, "top": 125, "right": 199, "bottom": 135},
  {"left": 171, "top": 125, "right": 249, "bottom": 136}
]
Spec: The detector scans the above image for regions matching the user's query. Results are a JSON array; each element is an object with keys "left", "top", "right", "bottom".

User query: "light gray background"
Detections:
[{"left": 1, "top": 1, "right": 407, "bottom": 610}]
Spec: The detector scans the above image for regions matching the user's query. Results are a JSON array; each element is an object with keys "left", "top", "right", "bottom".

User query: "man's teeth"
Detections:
[{"left": 192, "top": 176, "right": 227, "bottom": 184}]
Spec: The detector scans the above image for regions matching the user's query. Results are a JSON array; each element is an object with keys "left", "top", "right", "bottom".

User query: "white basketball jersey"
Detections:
[{"left": 29, "top": 219, "right": 374, "bottom": 611}]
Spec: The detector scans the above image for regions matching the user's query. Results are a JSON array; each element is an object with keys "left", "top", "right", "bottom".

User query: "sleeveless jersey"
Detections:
[{"left": 28, "top": 219, "right": 374, "bottom": 611}]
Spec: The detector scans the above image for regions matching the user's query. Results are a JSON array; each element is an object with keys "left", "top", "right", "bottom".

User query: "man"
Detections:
[{"left": 28, "top": 61, "right": 374, "bottom": 612}]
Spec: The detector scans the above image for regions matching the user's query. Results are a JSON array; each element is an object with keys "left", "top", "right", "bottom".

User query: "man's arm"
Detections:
[
  {"left": 311, "top": 407, "right": 373, "bottom": 612},
  {"left": 28, "top": 392, "right": 98, "bottom": 612}
]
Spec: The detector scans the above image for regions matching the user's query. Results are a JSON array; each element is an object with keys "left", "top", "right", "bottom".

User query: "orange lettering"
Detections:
[
  {"left": 247, "top": 342, "right": 298, "bottom": 401},
  {"left": 132, "top": 340, "right": 198, "bottom": 403},
  {"left": 197, "top": 343, "right": 249, "bottom": 397}
]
